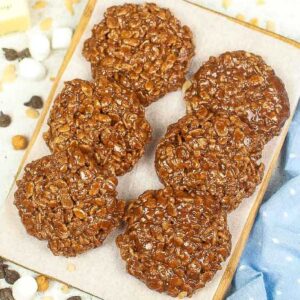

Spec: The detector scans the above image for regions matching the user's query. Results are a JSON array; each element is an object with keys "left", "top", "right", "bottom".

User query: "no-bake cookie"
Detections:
[
  {"left": 155, "top": 110, "right": 265, "bottom": 211},
  {"left": 43, "top": 77, "right": 151, "bottom": 176},
  {"left": 15, "top": 146, "right": 125, "bottom": 257},
  {"left": 83, "top": 3, "right": 195, "bottom": 106},
  {"left": 116, "top": 188, "right": 231, "bottom": 297},
  {"left": 185, "top": 51, "right": 290, "bottom": 142}
]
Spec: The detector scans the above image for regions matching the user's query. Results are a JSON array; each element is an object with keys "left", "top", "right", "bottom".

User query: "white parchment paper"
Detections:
[{"left": 1, "top": 1, "right": 300, "bottom": 299}]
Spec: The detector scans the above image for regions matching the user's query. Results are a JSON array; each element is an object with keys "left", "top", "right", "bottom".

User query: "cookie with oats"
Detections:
[
  {"left": 83, "top": 3, "right": 195, "bottom": 106},
  {"left": 44, "top": 77, "right": 151, "bottom": 176}
]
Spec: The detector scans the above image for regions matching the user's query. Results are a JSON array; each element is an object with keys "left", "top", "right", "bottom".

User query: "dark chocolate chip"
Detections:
[
  {"left": 24, "top": 96, "right": 44, "bottom": 109},
  {"left": 4, "top": 269, "right": 20, "bottom": 284},
  {"left": 18, "top": 48, "right": 31, "bottom": 60},
  {"left": 2, "top": 48, "right": 19, "bottom": 61},
  {"left": 2, "top": 48, "right": 31, "bottom": 61},
  {"left": 0, "top": 288, "right": 14, "bottom": 300},
  {"left": 0, "top": 111, "right": 11, "bottom": 128}
]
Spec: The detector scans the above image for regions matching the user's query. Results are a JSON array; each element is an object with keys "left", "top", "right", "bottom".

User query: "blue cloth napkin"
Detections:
[{"left": 228, "top": 104, "right": 300, "bottom": 300}]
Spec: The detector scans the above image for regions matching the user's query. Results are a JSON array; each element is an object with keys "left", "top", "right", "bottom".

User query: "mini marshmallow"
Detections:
[
  {"left": 12, "top": 275, "right": 38, "bottom": 300},
  {"left": 52, "top": 27, "right": 73, "bottom": 49},
  {"left": 18, "top": 58, "right": 47, "bottom": 81},
  {"left": 29, "top": 32, "right": 50, "bottom": 61}
]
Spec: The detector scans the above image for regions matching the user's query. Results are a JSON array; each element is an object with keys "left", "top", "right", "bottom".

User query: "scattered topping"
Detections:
[
  {"left": 24, "top": 95, "right": 44, "bottom": 109},
  {"left": 12, "top": 135, "right": 28, "bottom": 150},
  {"left": 29, "top": 32, "right": 50, "bottom": 61},
  {"left": 18, "top": 58, "right": 47, "bottom": 81},
  {"left": 0, "top": 288, "right": 14, "bottom": 300},
  {"left": 32, "top": 0, "right": 47, "bottom": 9},
  {"left": 222, "top": 0, "right": 231, "bottom": 9},
  {"left": 64, "top": 0, "right": 80, "bottom": 15},
  {"left": 39, "top": 17, "right": 53, "bottom": 31},
  {"left": 61, "top": 283, "right": 70, "bottom": 293},
  {"left": 36, "top": 275, "right": 49, "bottom": 292},
  {"left": 2, "top": 48, "right": 30, "bottom": 61},
  {"left": 4, "top": 269, "right": 20, "bottom": 284},
  {"left": 67, "top": 263, "right": 76, "bottom": 272},
  {"left": 52, "top": 27, "right": 73, "bottom": 50},
  {"left": 12, "top": 276, "right": 38, "bottom": 300},
  {"left": 2, "top": 48, "right": 18, "bottom": 61},
  {"left": 0, "top": 111, "right": 12, "bottom": 127},
  {"left": 67, "top": 297, "right": 82, "bottom": 300},
  {"left": 236, "top": 13, "right": 245, "bottom": 21},
  {"left": 266, "top": 20, "right": 276, "bottom": 32},
  {"left": 18, "top": 48, "right": 31, "bottom": 60},
  {"left": 64, "top": 0, "right": 75, "bottom": 15},
  {"left": 0, "top": 259, "right": 8, "bottom": 279},
  {"left": 2, "top": 64, "right": 17, "bottom": 83},
  {"left": 250, "top": 17, "right": 259, "bottom": 26},
  {"left": 25, "top": 108, "right": 40, "bottom": 119}
]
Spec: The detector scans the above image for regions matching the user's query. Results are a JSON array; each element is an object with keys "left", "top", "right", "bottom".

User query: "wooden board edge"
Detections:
[{"left": 184, "top": 0, "right": 300, "bottom": 50}]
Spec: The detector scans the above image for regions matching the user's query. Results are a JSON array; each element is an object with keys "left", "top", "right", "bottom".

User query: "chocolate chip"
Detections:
[
  {"left": 2, "top": 48, "right": 31, "bottom": 61},
  {"left": 0, "top": 288, "right": 14, "bottom": 300},
  {"left": 4, "top": 269, "right": 20, "bottom": 284},
  {"left": 0, "top": 264, "right": 8, "bottom": 279},
  {"left": 0, "top": 111, "right": 12, "bottom": 128},
  {"left": 18, "top": 48, "right": 31, "bottom": 60},
  {"left": 2, "top": 48, "right": 19, "bottom": 61},
  {"left": 24, "top": 96, "right": 44, "bottom": 109},
  {"left": 67, "top": 297, "right": 82, "bottom": 300}
]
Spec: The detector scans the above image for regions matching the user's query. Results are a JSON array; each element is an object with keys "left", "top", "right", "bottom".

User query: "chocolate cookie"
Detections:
[
  {"left": 15, "top": 146, "right": 125, "bottom": 257},
  {"left": 185, "top": 51, "right": 290, "bottom": 142},
  {"left": 83, "top": 3, "right": 195, "bottom": 106},
  {"left": 155, "top": 110, "right": 265, "bottom": 211},
  {"left": 43, "top": 77, "right": 151, "bottom": 176},
  {"left": 116, "top": 188, "right": 231, "bottom": 297}
]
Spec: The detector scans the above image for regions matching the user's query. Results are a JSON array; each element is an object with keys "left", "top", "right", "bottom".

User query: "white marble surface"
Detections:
[{"left": 0, "top": 0, "right": 299, "bottom": 299}]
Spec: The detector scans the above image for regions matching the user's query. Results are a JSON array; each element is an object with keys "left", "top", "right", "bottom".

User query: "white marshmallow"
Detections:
[
  {"left": 28, "top": 32, "right": 50, "bottom": 61},
  {"left": 12, "top": 275, "right": 38, "bottom": 300},
  {"left": 18, "top": 58, "right": 47, "bottom": 81},
  {"left": 52, "top": 27, "right": 73, "bottom": 49}
]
